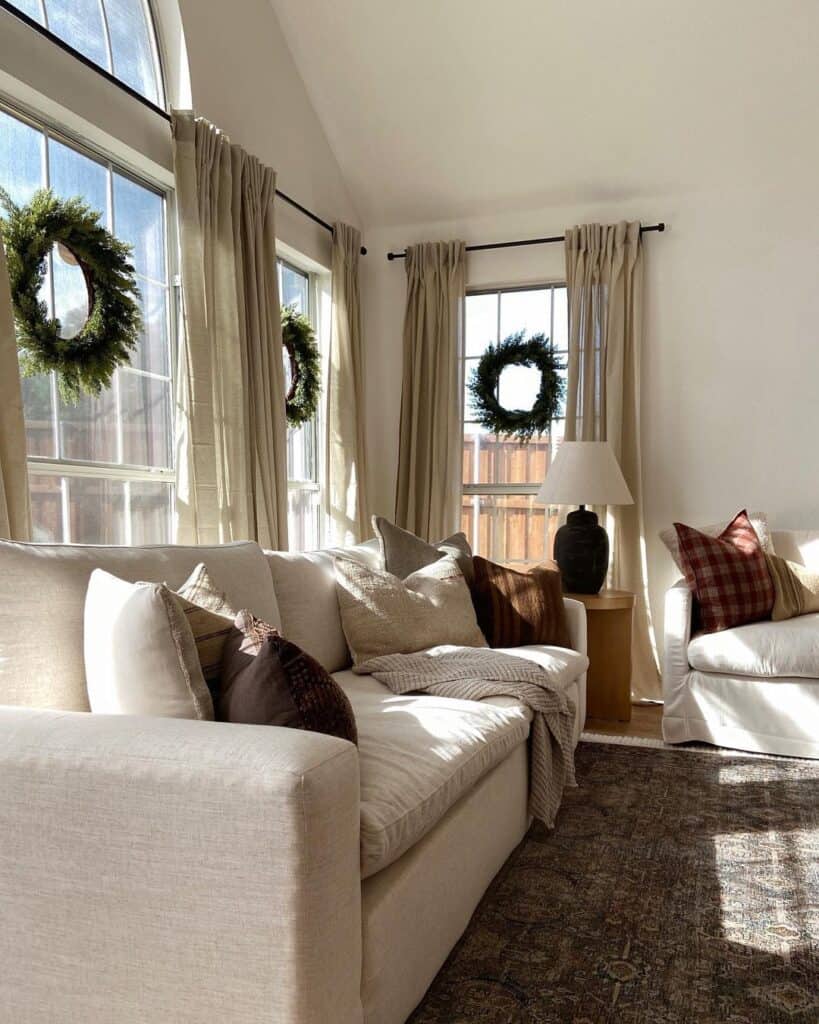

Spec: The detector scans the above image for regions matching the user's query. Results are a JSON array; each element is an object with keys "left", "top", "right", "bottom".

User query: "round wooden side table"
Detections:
[{"left": 564, "top": 589, "right": 635, "bottom": 722}]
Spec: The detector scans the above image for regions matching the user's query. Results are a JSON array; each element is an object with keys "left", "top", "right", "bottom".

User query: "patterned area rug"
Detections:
[{"left": 409, "top": 741, "right": 819, "bottom": 1023}]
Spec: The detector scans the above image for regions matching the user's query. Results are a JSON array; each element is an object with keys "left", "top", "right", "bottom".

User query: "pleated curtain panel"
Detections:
[
  {"left": 0, "top": 234, "right": 31, "bottom": 541},
  {"left": 395, "top": 241, "right": 466, "bottom": 541},
  {"left": 563, "top": 221, "right": 661, "bottom": 701},
  {"left": 327, "top": 222, "right": 370, "bottom": 545},
  {"left": 172, "top": 111, "right": 288, "bottom": 549}
]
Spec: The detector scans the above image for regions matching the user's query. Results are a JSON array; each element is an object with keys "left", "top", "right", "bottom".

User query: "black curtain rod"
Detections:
[
  {"left": 386, "top": 222, "right": 665, "bottom": 261},
  {"left": 0, "top": 0, "right": 366, "bottom": 255}
]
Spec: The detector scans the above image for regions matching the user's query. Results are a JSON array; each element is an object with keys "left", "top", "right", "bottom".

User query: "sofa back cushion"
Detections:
[
  {"left": 265, "top": 540, "right": 380, "bottom": 673},
  {"left": 0, "top": 540, "right": 280, "bottom": 712}
]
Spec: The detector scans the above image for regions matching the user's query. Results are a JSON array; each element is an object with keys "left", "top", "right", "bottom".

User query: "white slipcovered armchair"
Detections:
[{"left": 662, "top": 529, "right": 819, "bottom": 759}]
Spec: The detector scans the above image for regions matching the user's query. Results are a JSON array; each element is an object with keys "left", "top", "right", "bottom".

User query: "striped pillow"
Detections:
[
  {"left": 470, "top": 557, "right": 570, "bottom": 649},
  {"left": 173, "top": 564, "right": 237, "bottom": 693}
]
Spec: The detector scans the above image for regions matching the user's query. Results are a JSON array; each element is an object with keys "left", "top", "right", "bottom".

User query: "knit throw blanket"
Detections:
[{"left": 356, "top": 647, "right": 577, "bottom": 827}]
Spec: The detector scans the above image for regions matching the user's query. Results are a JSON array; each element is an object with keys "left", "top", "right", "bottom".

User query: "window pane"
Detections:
[
  {"left": 45, "top": 0, "right": 111, "bottom": 70},
  {"left": 113, "top": 173, "right": 166, "bottom": 283},
  {"left": 460, "top": 493, "right": 558, "bottom": 568},
  {"left": 21, "top": 374, "right": 55, "bottom": 457},
  {"left": 465, "top": 292, "right": 498, "bottom": 356},
  {"left": 131, "top": 280, "right": 170, "bottom": 376},
  {"left": 0, "top": 110, "right": 44, "bottom": 207},
  {"left": 58, "top": 386, "right": 118, "bottom": 463},
  {"left": 48, "top": 137, "right": 108, "bottom": 221},
  {"left": 500, "top": 288, "right": 550, "bottom": 342},
  {"left": 553, "top": 286, "right": 568, "bottom": 351},
  {"left": 52, "top": 241, "right": 91, "bottom": 339},
  {"left": 288, "top": 487, "right": 320, "bottom": 552},
  {"left": 287, "top": 424, "right": 316, "bottom": 483},
  {"left": 463, "top": 431, "right": 551, "bottom": 487},
  {"left": 6, "top": 1, "right": 45, "bottom": 24},
  {"left": 29, "top": 472, "right": 63, "bottom": 541},
  {"left": 279, "top": 263, "right": 309, "bottom": 314},
  {"left": 103, "top": 0, "right": 161, "bottom": 106},
  {"left": 130, "top": 480, "right": 171, "bottom": 543},
  {"left": 120, "top": 371, "right": 171, "bottom": 468},
  {"left": 67, "top": 476, "right": 125, "bottom": 543},
  {"left": 497, "top": 362, "right": 541, "bottom": 412}
]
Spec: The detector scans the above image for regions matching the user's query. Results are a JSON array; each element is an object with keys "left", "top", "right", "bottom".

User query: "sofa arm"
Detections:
[
  {"left": 563, "top": 597, "right": 587, "bottom": 657},
  {"left": 0, "top": 708, "right": 363, "bottom": 1024},
  {"left": 663, "top": 579, "right": 694, "bottom": 703}
]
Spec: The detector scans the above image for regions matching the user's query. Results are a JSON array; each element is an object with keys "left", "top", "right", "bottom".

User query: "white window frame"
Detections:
[
  {"left": 461, "top": 281, "right": 567, "bottom": 566},
  {"left": 0, "top": 90, "right": 178, "bottom": 544},
  {"left": 276, "top": 245, "right": 331, "bottom": 552}
]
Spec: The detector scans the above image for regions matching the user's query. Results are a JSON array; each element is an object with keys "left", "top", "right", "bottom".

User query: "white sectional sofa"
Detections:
[
  {"left": 663, "top": 528, "right": 819, "bottom": 759},
  {"left": 0, "top": 538, "right": 587, "bottom": 1024}
]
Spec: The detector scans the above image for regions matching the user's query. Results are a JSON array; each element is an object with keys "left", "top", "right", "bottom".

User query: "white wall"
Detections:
[
  {"left": 176, "top": 0, "right": 360, "bottom": 266},
  {"left": 363, "top": 177, "right": 819, "bottom": 648}
]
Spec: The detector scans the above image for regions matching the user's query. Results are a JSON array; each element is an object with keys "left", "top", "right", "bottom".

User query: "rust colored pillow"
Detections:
[
  {"left": 470, "top": 557, "right": 571, "bottom": 649},
  {"left": 218, "top": 611, "right": 357, "bottom": 744},
  {"left": 674, "top": 509, "right": 774, "bottom": 633}
]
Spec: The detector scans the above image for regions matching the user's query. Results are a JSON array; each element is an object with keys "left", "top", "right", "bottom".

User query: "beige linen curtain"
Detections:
[
  {"left": 327, "top": 222, "right": 369, "bottom": 545},
  {"left": 172, "top": 112, "right": 288, "bottom": 548},
  {"left": 0, "top": 234, "right": 31, "bottom": 540},
  {"left": 395, "top": 241, "right": 466, "bottom": 540},
  {"left": 564, "top": 221, "right": 660, "bottom": 701}
]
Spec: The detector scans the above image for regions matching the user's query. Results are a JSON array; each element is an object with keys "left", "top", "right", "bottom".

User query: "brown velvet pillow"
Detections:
[
  {"left": 470, "top": 557, "right": 570, "bottom": 649},
  {"left": 218, "top": 611, "right": 357, "bottom": 744}
]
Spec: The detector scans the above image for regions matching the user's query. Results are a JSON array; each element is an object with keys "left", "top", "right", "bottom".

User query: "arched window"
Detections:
[
  {"left": 1, "top": 1, "right": 176, "bottom": 543},
  {"left": 5, "top": 0, "right": 164, "bottom": 107}
]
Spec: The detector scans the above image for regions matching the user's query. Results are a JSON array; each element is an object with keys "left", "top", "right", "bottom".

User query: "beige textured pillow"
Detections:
[
  {"left": 173, "top": 563, "right": 237, "bottom": 690},
  {"left": 335, "top": 555, "right": 486, "bottom": 666},
  {"left": 84, "top": 569, "right": 213, "bottom": 719},
  {"left": 660, "top": 510, "right": 774, "bottom": 572},
  {"left": 372, "top": 515, "right": 474, "bottom": 583},
  {"left": 766, "top": 553, "right": 819, "bottom": 621}
]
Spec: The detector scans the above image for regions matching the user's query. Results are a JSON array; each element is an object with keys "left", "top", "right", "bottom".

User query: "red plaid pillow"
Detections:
[{"left": 674, "top": 509, "right": 774, "bottom": 633}]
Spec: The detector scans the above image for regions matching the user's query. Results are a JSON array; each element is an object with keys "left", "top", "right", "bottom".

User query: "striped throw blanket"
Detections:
[{"left": 356, "top": 647, "right": 577, "bottom": 827}]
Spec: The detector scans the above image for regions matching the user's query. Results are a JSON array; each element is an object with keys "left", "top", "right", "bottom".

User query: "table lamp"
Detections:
[{"left": 536, "top": 441, "right": 633, "bottom": 594}]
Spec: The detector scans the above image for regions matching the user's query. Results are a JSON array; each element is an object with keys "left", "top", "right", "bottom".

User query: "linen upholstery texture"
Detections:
[
  {"left": 84, "top": 569, "right": 213, "bottom": 719},
  {"left": 172, "top": 111, "right": 288, "bottom": 547},
  {"left": 372, "top": 515, "right": 474, "bottom": 583},
  {"left": 675, "top": 509, "right": 774, "bottom": 632},
  {"left": 0, "top": 233, "right": 31, "bottom": 541},
  {"left": 471, "top": 556, "right": 570, "bottom": 649},
  {"left": 395, "top": 241, "right": 466, "bottom": 541},
  {"left": 265, "top": 539, "right": 381, "bottom": 673},
  {"left": 765, "top": 552, "right": 819, "bottom": 620},
  {"left": 564, "top": 221, "right": 659, "bottom": 700},
  {"left": 328, "top": 223, "right": 370, "bottom": 545},
  {"left": 174, "top": 562, "right": 238, "bottom": 689},
  {"left": 0, "top": 707, "right": 364, "bottom": 1024},
  {"left": 360, "top": 744, "right": 529, "bottom": 1024},
  {"left": 0, "top": 539, "right": 279, "bottom": 711},
  {"left": 220, "top": 610, "right": 358, "bottom": 743},
  {"left": 335, "top": 554, "right": 486, "bottom": 665},
  {"left": 660, "top": 510, "right": 774, "bottom": 571}
]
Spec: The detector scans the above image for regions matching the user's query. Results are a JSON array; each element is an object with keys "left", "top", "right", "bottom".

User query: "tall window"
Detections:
[
  {"left": 5, "top": 0, "right": 164, "bottom": 107},
  {"left": 462, "top": 284, "right": 568, "bottom": 566},
  {"left": 1, "top": 104, "right": 174, "bottom": 543},
  {"left": 278, "top": 258, "right": 322, "bottom": 551}
]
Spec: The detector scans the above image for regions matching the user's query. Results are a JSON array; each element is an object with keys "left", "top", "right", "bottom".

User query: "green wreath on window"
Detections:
[
  {"left": 0, "top": 187, "right": 141, "bottom": 404},
  {"left": 281, "top": 305, "right": 321, "bottom": 428},
  {"left": 467, "top": 331, "right": 565, "bottom": 442}
]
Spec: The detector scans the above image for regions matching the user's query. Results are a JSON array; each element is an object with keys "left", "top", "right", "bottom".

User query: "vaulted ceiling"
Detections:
[{"left": 269, "top": 0, "right": 817, "bottom": 228}]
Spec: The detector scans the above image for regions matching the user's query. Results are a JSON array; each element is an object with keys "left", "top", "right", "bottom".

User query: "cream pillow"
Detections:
[
  {"left": 660, "top": 510, "right": 774, "bottom": 572},
  {"left": 84, "top": 569, "right": 213, "bottom": 719},
  {"left": 335, "top": 554, "right": 486, "bottom": 667},
  {"left": 173, "top": 563, "right": 237, "bottom": 691}
]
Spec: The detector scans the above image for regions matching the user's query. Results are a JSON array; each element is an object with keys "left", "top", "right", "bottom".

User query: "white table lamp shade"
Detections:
[{"left": 536, "top": 441, "right": 633, "bottom": 507}]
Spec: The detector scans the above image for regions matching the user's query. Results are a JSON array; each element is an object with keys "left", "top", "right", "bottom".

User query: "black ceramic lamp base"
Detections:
[{"left": 554, "top": 508, "right": 609, "bottom": 594}]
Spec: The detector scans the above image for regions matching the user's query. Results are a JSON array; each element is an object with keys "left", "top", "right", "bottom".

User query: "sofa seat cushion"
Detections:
[
  {"left": 688, "top": 613, "right": 819, "bottom": 679},
  {"left": 334, "top": 670, "right": 531, "bottom": 878}
]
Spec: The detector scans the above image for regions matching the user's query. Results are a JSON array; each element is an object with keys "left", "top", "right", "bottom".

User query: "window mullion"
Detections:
[{"left": 96, "top": 0, "right": 115, "bottom": 75}]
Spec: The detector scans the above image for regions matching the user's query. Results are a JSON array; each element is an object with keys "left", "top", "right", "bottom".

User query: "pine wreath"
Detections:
[
  {"left": 282, "top": 305, "right": 321, "bottom": 428},
  {"left": 0, "top": 187, "right": 141, "bottom": 404},
  {"left": 468, "top": 331, "right": 565, "bottom": 442}
]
